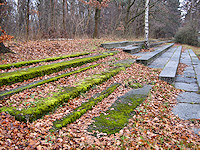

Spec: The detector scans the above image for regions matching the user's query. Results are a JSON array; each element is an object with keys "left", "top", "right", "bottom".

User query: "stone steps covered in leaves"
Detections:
[
  {"left": 0, "top": 52, "right": 117, "bottom": 86},
  {"left": 0, "top": 64, "right": 99, "bottom": 100},
  {"left": 136, "top": 43, "right": 174, "bottom": 65},
  {"left": 100, "top": 40, "right": 158, "bottom": 49},
  {"left": 159, "top": 46, "right": 182, "bottom": 84},
  {"left": 52, "top": 83, "right": 121, "bottom": 130},
  {"left": 117, "top": 40, "right": 173, "bottom": 54},
  {"left": 0, "top": 59, "right": 134, "bottom": 122},
  {"left": 88, "top": 85, "right": 152, "bottom": 135},
  {"left": 188, "top": 49, "right": 200, "bottom": 90},
  {"left": 0, "top": 52, "right": 90, "bottom": 70}
]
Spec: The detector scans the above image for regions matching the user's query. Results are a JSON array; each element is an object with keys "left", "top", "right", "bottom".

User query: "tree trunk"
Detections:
[
  {"left": 93, "top": 8, "right": 101, "bottom": 38},
  {"left": 144, "top": 0, "right": 149, "bottom": 48},
  {"left": 190, "top": 0, "right": 194, "bottom": 21},
  {"left": 26, "top": 0, "right": 30, "bottom": 40},
  {"left": 63, "top": 0, "right": 66, "bottom": 37}
]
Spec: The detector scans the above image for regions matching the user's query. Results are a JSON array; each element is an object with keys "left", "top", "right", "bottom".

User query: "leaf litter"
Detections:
[{"left": 0, "top": 39, "right": 199, "bottom": 149}]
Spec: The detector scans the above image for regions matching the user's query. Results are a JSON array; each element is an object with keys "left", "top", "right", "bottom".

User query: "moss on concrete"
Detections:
[
  {"left": 0, "top": 64, "right": 99, "bottom": 100},
  {"left": 0, "top": 53, "right": 115, "bottom": 86},
  {"left": 0, "top": 52, "right": 90, "bottom": 70},
  {"left": 52, "top": 83, "right": 121, "bottom": 129},
  {"left": 0, "top": 67, "right": 124, "bottom": 122},
  {"left": 88, "top": 85, "right": 152, "bottom": 135}
]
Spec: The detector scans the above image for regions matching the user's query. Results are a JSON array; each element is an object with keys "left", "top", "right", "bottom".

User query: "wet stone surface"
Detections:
[
  {"left": 173, "top": 49, "right": 200, "bottom": 122},
  {"left": 175, "top": 82, "right": 199, "bottom": 92},
  {"left": 176, "top": 92, "right": 200, "bottom": 103},
  {"left": 173, "top": 103, "right": 200, "bottom": 120},
  {"left": 148, "top": 47, "right": 177, "bottom": 69}
]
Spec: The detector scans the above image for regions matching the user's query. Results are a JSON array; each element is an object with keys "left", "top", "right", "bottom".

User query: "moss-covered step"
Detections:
[
  {"left": 0, "top": 52, "right": 116, "bottom": 86},
  {"left": 0, "top": 52, "right": 90, "bottom": 70},
  {"left": 52, "top": 83, "right": 121, "bottom": 130},
  {"left": 0, "top": 66, "right": 127, "bottom": 122},
  {"left": 0, "top": 64, "right": 99, "bottom": 100},
  {"left": 88, "top": 85, "right": 152, "bottom": 135}
]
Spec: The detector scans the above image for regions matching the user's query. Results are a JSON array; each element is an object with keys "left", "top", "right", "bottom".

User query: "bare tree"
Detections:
[{"left": 144, "top": 0, "right": 149, "bottom": 48}]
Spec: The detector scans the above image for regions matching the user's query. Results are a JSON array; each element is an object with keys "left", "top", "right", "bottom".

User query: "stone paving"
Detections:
[
  {"left": 148, "top": 47, "right": 177, "bottom": 68},
  {"left": 138, "top": 47, "right": 200, "bottom": 134},
  {"left": 172, "top": 49, "right": 200, "bottom": 122}
]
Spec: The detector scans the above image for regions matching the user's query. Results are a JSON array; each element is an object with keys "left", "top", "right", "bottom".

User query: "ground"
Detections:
[{"left": 0, "top": 38, "right": 200, "bottom": 149}]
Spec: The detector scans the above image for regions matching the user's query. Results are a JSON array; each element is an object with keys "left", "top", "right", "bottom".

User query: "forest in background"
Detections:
[{"left": 0, "top": 0, "right": 199, "bottom": 40}]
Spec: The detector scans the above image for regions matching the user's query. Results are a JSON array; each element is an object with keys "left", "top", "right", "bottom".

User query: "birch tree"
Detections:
[{"left": 144, "top": 0, "right": 149, "bottom": 48}]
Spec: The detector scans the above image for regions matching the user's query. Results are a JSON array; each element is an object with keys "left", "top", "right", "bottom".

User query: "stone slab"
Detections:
[
  {"left": 100, "top": 41, "right": 144, "bottom": 49},
  {"left": 172, "top": 103, "right": 200, "bottom": 120},
  {"left": 159, "top": 46, "right": 182, "bottom": 84},
  {"left": 193, "top": 128, "right": 200, "bottom": 136},
  {"left": 188, "top": 49, "right": 200, "bottom": 90},
  {"left": 117, "top": 45, "right": 141, "bottom": 54},
  {"left": 175, "top": 82, "right": 199, "bottom": 92},
  {"left": 176, "top": 92, "right": 200, "bottom": 103},
  {"left": 136, "top": 43, "right": 174, "bottom": 65},
  {"left": 148, "top": 47, "right": 177, "bottom": 69},
  {"left": 175, "top": 75, "right": 196, "bottom": 83}
]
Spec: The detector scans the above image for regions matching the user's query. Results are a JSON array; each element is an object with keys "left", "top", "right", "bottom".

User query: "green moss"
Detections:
[
  {"left": 0, "top": 53, "right": 114, "bottom": 86},
  {"left": 53, "top": 83, "right": 121, "bottom": 129},
  {"left": 0, "top": 52, "right": 90, "bottom": 70},
  {"left": 0, "top": 67, "right": 124, "bottom": 122},
  {"left": 88, "top": 87, "right": 151, "bottom": 135},
  {"left": 0, "top": 64, "right": 99, "bottom": 100}
]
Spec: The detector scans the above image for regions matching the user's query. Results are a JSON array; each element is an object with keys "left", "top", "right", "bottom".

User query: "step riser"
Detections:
[
  {"left": 136, "top": 43, "right": 174, "bottom": 65},
  {"left": 0, "top": 53, "right": 114, "bottom": 86},
  {"left": 0, "top": 64, "right": 99, "bottom": 100},
  {"left": 0, "top": 52, "right": 90, "bottom": 70},
  {"left": 188, "top": 49, "right": 200, "bottom": 90},
  {"left": 159, "top": 46, "right": 182, "bottom": 84}
]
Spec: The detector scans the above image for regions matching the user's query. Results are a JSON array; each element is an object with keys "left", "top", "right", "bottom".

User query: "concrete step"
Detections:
[
  {"left": 0, "top": 64, "right": 99, "bottom": 100},
  {"left": 100, "top": 41, "right": 145, "bottom": 49},
  {"left": 88, "top": 85, "right": 152, "bottom": 134},
  {"left": 117, "top": 45, "right": 141, "bottom": 54},
  {"left": 159, "top": 46, "right": 182, "bottom": 84},
  {"left": 136, "top": 43, "right": 174, "bottom": 65},
  {"left": 188, "top": 49, "right": 200, "bottom": 90},
  {"left": 100, "top": 40, "right": 172, "bottom": 50}
]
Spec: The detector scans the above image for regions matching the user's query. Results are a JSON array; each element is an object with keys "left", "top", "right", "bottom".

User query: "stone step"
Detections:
[
  {"left": 188, "top": 49, "right": 200, "bottom": 90},
  {"left": 159, "top": 46, "right": 182, "bottom": 84},
  {"left": 52, "top": 83, "right": 121, "bottom": 130},
  {"left": 116, "top": 45, "right": 141, "bottom": 54},
  {"left": 100, "top": 41, "right": 145, "bottom": 49},
  {"left": 0, "top": 52, "right": 116, "bottom": 86},
  {"left": 0, "top": 52, "right": 90, "bottom": 70},
  {"left": 0, "top": 59, "right": 135, "bottom": 122},
  {"left": 0, "top": 64, "right": 99, "bottom": 100},
  {"left": 100, "top": 40, "right": 172, "bottom": 50},
  {"left": 136, "top": 43, "right": 174, "bottom": 65},
  {"left": 88, "top": 85, "right": 152, "bottom": 134},
  {"left": 173, "top": 92, "right": 200, "bottom": 120}
]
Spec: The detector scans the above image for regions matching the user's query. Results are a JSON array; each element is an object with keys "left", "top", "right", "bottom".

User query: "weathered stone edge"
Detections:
[
  {"left": 188, "top": 49, "right": 200, "bottom": 90},
  {"left": 159, "top": 46, "right": 182, "bottom": 84},
  {"left": 0, "top": 53, "right": 115, "bottom": 86},
  {"left": 0, "top": 52, "right": 90, "bottom": 70},
  {"left": 52, "top": 83, "right": 121, "bottom": 130},
  {"left": 0, "top": 64, "right": 99, "bottom": 100},
  {"left": 136, "top": 43, "right": 174, "bottom": 65}
]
